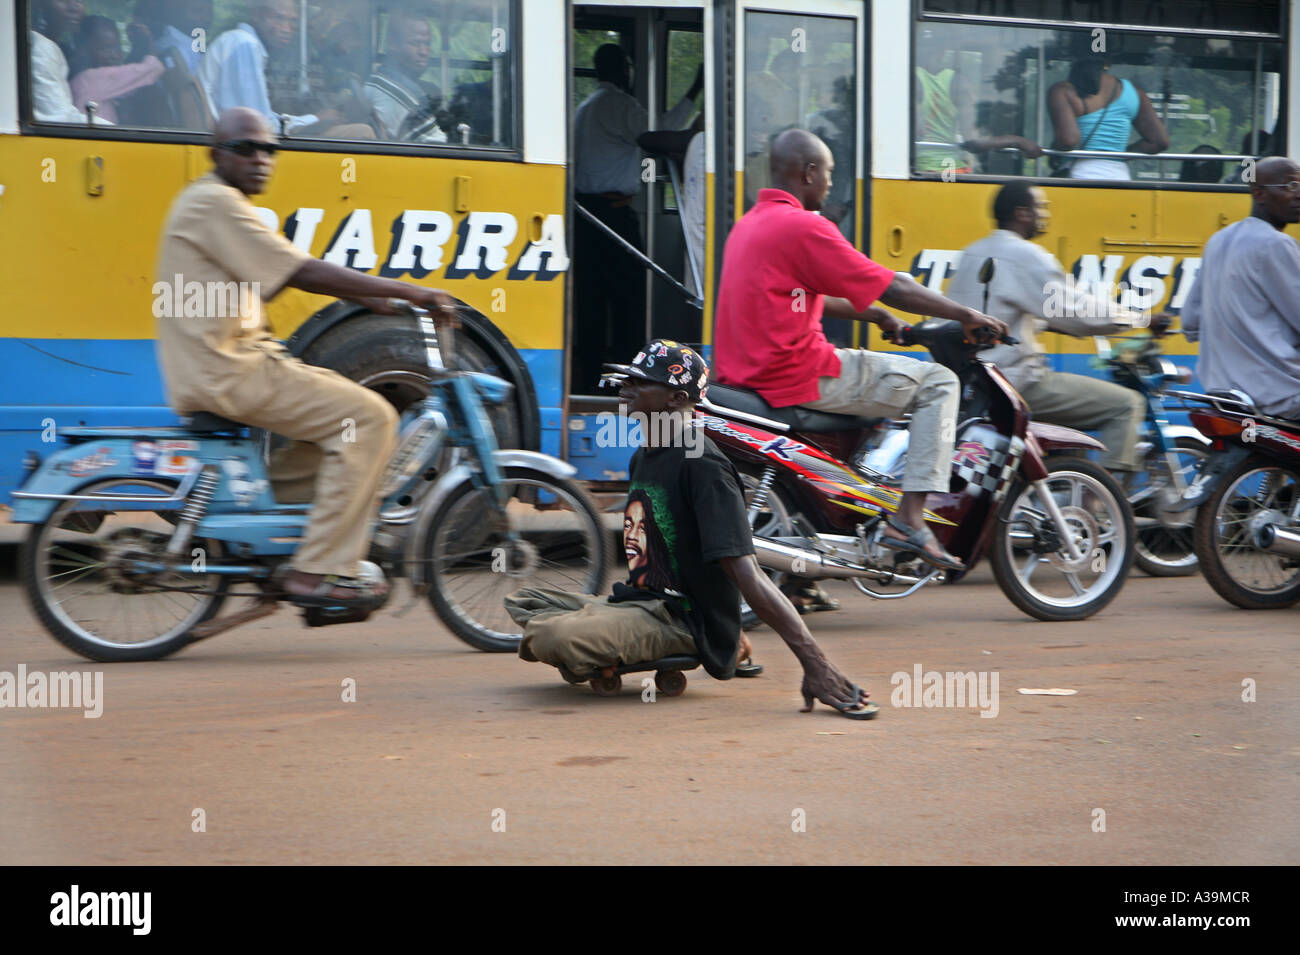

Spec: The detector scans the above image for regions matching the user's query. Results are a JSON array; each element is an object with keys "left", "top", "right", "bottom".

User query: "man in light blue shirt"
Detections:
[
  {"left": 198, "top": 0, "right": 335, "bottom": 134},
  {"left": 152, "top": 0, "right": 210, "bottom": 76},
  {"left": 1182, "top": 156, "right": 1300, "bottom": 420}
]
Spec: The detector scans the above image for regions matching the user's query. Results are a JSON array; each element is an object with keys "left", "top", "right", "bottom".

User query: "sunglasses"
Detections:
[
  {"left": 1260, "top": 181, "right": 1300, "bottom": 193},
  {"left": 217, "top": 140, "right": 279, "bottom": 157}
]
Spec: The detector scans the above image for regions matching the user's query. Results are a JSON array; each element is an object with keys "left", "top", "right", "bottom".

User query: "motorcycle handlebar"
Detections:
[{"left": 896, "top": 321, "right": 1019, "bottom": 349}]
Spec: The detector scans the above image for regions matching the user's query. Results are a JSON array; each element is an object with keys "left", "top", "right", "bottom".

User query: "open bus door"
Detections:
[{"left": 565, "top": 1, "right": 707, "bottom": 488}]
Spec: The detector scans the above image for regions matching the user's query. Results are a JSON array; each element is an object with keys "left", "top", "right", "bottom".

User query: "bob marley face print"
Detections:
[{"left": 623, "top": 486, "right": 678, "bottom": 593}]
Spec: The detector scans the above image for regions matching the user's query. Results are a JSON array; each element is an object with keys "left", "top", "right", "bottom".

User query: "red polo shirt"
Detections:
[{"left": 714, "top": 189, "right": 897, "bottom": 407}]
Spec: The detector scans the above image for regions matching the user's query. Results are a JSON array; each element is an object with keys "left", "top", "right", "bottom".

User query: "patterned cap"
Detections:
[{"left": 603, "top": 340, "right": 710, "bottom": 401}]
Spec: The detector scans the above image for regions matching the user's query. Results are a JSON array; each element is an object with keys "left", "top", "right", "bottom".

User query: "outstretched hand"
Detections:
[{"left": 799, "top": 653, "right": 870, "bottom": 713}]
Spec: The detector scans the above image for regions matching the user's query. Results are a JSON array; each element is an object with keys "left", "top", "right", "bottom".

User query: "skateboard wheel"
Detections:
[
  {"left": 590, "top": 674, "right": 622, "bottom": 696},
  {"left": 654, "top": 669, "right": 687, "bottom": 697},
  {"left": 557, "top": 664, "right": 585, "bottom": 685}
]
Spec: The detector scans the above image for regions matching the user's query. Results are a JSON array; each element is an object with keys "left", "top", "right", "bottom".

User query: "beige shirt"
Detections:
[{"left": 154, "top": 172, "right": 311, "bottom": 413}]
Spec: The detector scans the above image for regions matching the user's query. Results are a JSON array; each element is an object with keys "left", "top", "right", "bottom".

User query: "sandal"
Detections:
[
  {"left": 283, "top": 569, "right": 389, "bottom": 609},
  {"left": 880, "top": 513, "right": 965, "bottom": 571},
  {"left": 735, "top": 655, "right": 764, "bottom": 678},
  {"left": 782, "top": 582, "right": 840, "bottom": 614},
  {"left": 803, "top": 682, "right": 878, "bottom": 720}
]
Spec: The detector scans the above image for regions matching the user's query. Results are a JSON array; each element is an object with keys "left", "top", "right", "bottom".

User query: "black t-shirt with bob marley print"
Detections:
[{"left": 612, "top": 435, "right": 755, "bottom": 679}]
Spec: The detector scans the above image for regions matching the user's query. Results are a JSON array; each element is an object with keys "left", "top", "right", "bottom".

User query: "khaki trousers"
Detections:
[
  {"left": 1019, "top": 370, "right": 1145, "bottom": 472},
  {"left": 803, "top": 349, "right": 960, "bottom": 493},
  {"left": 505, "top": 588, "right": 696, "bottom": 680},
  {"left": 204, "top": 353, "right": 398, "bottom": 577}
]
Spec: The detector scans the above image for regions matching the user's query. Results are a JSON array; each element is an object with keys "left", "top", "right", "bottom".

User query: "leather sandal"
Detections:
[
  {"left": 283, "top": 570, "right": 389, "bottom": 609},
  {"left": 880, "top": 513, "right": 965, "bottom": 571}
]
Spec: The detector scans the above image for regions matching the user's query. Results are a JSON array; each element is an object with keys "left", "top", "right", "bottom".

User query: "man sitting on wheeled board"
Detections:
[{"left": 505, "top": 341, "right": 878, "bottom": 719}]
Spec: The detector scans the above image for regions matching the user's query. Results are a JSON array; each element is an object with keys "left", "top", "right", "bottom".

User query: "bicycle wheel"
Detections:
[
  {"left": 1133, "top": 436, "right": 1207, "bottom": 577},
  {"left": 20, "top": 477, "right": 226, "bottom": 662},
  {"left": 423, "top": 467, "right": 608, "bottom": 651}
]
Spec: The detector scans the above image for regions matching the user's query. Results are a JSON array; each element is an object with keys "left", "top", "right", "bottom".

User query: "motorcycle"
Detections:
[
  {"left": 702, "top": 315, "right": 1136, "bottom": 623},
  {"left": 1165, "top": 387, "right": 1300, "bottom": 609},
  {"left": 10, "top": 306, "right": 607, "bottom": 661},
  {"left": 1084, "top": 332, "right": 1209, "bottom": 576}
]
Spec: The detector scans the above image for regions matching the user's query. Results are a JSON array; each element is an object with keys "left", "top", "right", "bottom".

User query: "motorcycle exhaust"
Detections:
[
  {"left": 753, "top": 537, "right": 929, "bottom": 586},
  {"left": 1254, "top": 523, "right": 1300, "bottom": 558}
]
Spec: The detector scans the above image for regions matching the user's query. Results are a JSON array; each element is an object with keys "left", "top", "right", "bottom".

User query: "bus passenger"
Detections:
[
  {"left": 507, "top": 341, "right": 877, "bottom": 718},
  {"left": 69, "top": 16, "right": 164, "bottom": 125},
  {"left": 571, "top": 45, "right": 702, "bottom": 391},
  {"left": 1047, "top": 58, "right": 1169, "bottom": 180},
  {"left": 148, "top": 0, "right": 212, "bottom": 76},
  {"left": 198, "top": 0, "right": 370, "bottom": 139},
  {"left": 30, "top": 0, "right": 111, "bottom": 124},
  {"left": 946, "top": 182, "right": 1149, "bottom": 476},
  {"left": 1182, "top": 157, "right": 1300, "bottom": 421},
  {"left": 154, "top": 108, "right": 455, "bottom": 608},
  {"left": 364, "top": 9, "right": 448, "bottom": 142},
  {"left": 714, "top": 129, "right": 1006, "bottom": 571}
]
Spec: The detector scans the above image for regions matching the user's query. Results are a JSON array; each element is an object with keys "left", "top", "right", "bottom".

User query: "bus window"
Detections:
[
  {"left": 742, "top": 10, "right": 857, "bottom": 231},
  {"left": 24, "top": 0, "right": 519, "bottom": 149},
  {"left": 913, "top": 1, "right": 1285, "bottom": 183}
]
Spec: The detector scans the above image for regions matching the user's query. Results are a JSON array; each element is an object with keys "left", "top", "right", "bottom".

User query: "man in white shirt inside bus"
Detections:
[{"left": 570, "top": 45, "right": 702, "bottom": 391}]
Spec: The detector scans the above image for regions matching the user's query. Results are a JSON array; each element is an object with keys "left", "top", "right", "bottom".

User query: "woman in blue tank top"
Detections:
[{"left": 1048, "top": 59, "right": 1169, "bottom": 180}]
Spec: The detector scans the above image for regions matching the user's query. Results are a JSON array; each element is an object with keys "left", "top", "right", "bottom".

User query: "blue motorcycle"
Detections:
[
  {"left": 1093, "top": 332, "right": 1209, "bottom": 576},
  {"left": 10, "top": 307, "right": 607, "bottom": 661}
]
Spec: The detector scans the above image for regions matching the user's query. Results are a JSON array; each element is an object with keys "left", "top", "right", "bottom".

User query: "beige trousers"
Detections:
[
  {"left": 505, "top": 588, "right": 696, "bottom": 680},
  {"left": 803, "top": 348, "right": 960, "bottom": 493},
  {"left": 207, "top": 353, "right": 398, "bottom": 577},
  {"left": 1019, "top": 370, "right": 1145, "bottom": 472}
]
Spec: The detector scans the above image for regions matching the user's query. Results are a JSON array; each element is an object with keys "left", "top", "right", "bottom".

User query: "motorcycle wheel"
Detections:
[
  {"left": 1193, "top": 456, "right": 1300, "bottom": 609},
  {"left": 737, "top": 468, "right": 797, "bottom": 631},
  {"left": 20, "top": 477, "right": 227, "bottom": 662},
  {"left": 991, "top": 458, "right": 1135, "bottom": 621},
  {"left": 423, "top": 467, "right": 608, "bottom": 651},
  {"left": 1133, "top": 436, "right": 1208, "bottom": 577}
]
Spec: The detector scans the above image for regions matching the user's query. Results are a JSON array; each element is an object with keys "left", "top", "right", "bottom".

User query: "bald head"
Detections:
[
  {"left": 213, "top": 107, "right": 273, "bottom": 144},
  {"left": 1250, "top": 155, "right": 1300, "bottom": 229},
  {"left": 769, "top": 129, "right": 834, "bottom": 212},
  {"left": 211, "top": 109, "right": 278, "bottom": 197},
  {"left": 1255, "top": 155, "right": 1299, "bottom": 185}
]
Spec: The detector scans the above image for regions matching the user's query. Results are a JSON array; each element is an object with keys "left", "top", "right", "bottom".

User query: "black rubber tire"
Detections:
[
  {"left": 1133, "top": 436, "right": 1207, "bottom": 578},
  {"left": 20, "top": 479, "right": 226, "bottom": 662},
  {"left": 591, "top": 675, "right": 622, "bottom": 697},
  {"left": 654, "top": 669, "right": 687, "bottom": 697},
  {"left": 300, "top": 314, "right": 522, "bottom": 450},
  {"left": 1193, "top": 456, "right": 1300, "bottom": 610},
  {"left": 990, "top": 457, "right": 1136, "bottom": 621},
  {"left": 424, "top": 467, "right": 608, "bottom": 652}
]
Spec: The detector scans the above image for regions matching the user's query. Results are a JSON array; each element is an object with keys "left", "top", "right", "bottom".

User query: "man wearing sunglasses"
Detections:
[
  {"left": 1182, "top": 156, "right": 1300, "bottom": 421},
  {"left": 155, "top": 107, "right": 454, "bottom": 608}
]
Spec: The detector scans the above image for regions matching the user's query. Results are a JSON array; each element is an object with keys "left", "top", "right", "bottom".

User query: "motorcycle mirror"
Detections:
[{"left": 978, "top": 257, "right": 996, "bottom": 285}]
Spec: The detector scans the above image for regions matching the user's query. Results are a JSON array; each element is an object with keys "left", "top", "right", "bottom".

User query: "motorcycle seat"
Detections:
[
  {"left": 705, "top": 383, "right": 881, "bottom": 433},
  {"left": 181, "top": 412, "right": 246, "bottom": 433}
]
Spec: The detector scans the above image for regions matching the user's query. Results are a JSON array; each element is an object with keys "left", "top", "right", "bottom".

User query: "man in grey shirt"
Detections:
[
  {"left": 1182, "top": 156, "right": 1300, "bottom": 420},
  {"left": 946, "top": 182, "right": 1147, "bottom": 472}
]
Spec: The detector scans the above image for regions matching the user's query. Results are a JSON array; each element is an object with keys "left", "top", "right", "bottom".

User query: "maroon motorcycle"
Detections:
[{"left": 700, "top": 318, "right": 1136, "bottom": 622}]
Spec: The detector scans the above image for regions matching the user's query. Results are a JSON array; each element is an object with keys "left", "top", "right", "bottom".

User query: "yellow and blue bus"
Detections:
[{"left": 1, "top": 0, "right": 1295, "bottom": 505}]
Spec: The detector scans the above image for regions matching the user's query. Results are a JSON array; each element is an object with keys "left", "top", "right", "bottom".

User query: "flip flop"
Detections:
[
  {"left": 782, "top": 582, "right": 840, "bottom": 614},
  {"left": 832, "top": 682, "right": 878, "bottom": 719},
  {"left": 735, "top": 655, "right": 764, "bottom": 677},
  {"left": 880, "top": 513, "right": 965, "bottom": 571},
  {"left": 804, "top": 683, "right": 879, "bottom": 720}
]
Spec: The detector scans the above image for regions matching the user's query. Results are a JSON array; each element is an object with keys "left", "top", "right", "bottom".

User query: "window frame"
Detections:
[
  {"left": 909, "top": 0, "right": 1288, "bottom": 190},
  {"left": 14, "top": 0, "right": 526, "bottom": 163}
]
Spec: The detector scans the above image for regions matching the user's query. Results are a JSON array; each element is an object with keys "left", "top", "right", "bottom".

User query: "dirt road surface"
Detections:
[{"left": 1, "top": 558, "right": 1295, "bottom": 865}]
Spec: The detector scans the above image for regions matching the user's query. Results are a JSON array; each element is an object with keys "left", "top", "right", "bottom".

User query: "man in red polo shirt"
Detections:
[{"left": 715, "top": 129, "right": 1006, "bottom": 570}]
